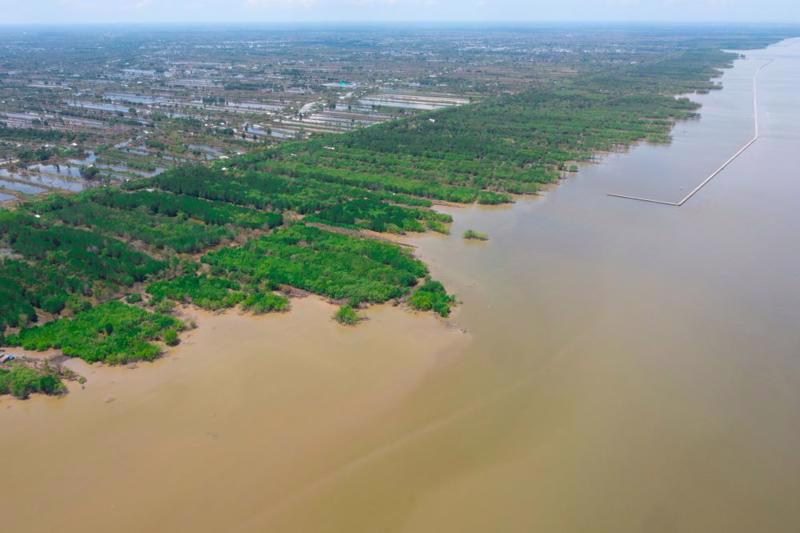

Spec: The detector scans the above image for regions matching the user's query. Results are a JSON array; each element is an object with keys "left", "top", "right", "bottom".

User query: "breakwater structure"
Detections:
[{"left": 607, "top": 59, "right": 773, "bottom": 207}]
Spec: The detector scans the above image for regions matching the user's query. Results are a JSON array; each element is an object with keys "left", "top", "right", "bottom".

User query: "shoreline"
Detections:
[
  {"left": 2, "top": 37, "right": 798, "bottom": 533},
  {"left": 0, "top": 42, "right": 766, "bottom": 402},
  {"left": 0, "top": 294, "right": 468, "bottom": 406},
  {"left": 0, "top": 293, "right": 471, "bottom": 531}
]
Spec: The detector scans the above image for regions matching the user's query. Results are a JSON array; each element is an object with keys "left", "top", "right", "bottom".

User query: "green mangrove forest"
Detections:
[{"left": 0, "top": 44, "right": 758, "bottom": 396}]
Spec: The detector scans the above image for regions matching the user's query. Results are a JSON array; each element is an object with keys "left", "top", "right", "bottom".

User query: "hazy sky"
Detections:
[{"left": 1, "top": 0, "right": 798, "bottom": 25}]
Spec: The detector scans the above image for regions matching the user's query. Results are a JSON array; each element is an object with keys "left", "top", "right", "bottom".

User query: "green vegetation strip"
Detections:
[
  {"left": 203, "top": 224, "right": 428, "bottom": 305},
  {"left": 0, "top": 364, "right": 64, "bottom": 400},
  {"left": 4, "top": 301, "right": 182, "bottom": 365},
  {"left": 0, "top": 44, "right": 746, "bottom": 397}
]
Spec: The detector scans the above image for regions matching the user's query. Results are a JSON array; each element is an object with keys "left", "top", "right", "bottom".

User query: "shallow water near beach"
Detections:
[{"left": 2, "top": 39, "right": 800, "bottom": 532}]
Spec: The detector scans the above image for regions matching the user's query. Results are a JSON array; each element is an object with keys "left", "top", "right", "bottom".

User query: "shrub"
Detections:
[
  {"left": 154, "top": 299, "right": 176, "bottom": 314},
  {"left": 463, "top": 229, "right": 489, "bottom": 241},
  {"left": 4, "top": 301, "right": 181, "bottom": 364},
  {"left": 409, "top": 279, "right": 455, "bottom": 317},
  {"left": 126, "top": 293, "right": 143, "bottom": 304},
  {"left": 163, "top": 328, "right": 180, "bottom": 346},
  {"left": 0, "top": 365, "right": 65, "bottom": 399},
  {"left": 242, "top": 292, "right": 289, "bottom": 314},
  {"left": 334, "top": 305, "right": 361, "bottom": 325},
  {"left": 147, "top": 274, "right": 243, "bottom": 310}
]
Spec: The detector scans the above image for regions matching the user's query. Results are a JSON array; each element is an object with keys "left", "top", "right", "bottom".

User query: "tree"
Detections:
[
  {"left": 80, "top": 165, "right": 100, "bottom": 181},
  {"left": 334, "top": 305, "right": 360, "bottom": 325}
]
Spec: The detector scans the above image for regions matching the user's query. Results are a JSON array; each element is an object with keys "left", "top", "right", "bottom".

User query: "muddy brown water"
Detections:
[{"left": 2, "top": 39, "right": 800, "bottom": 532}]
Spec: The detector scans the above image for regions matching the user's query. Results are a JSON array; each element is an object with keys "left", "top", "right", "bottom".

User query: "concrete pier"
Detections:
[{"left": 608, "top": 59, "right": 772, "bottom": 206}]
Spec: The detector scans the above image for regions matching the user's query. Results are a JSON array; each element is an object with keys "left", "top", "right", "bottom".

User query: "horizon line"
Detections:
[{"left": 2, "top": 20, "right": 800, "bottom": 27}]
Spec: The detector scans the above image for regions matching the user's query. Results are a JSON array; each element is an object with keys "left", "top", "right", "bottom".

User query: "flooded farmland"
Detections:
[
  {"left": 2, "top": 38, "right": 800, "bottom": 533},
  {"left": 0, "top": 149, "right": 169, "bottom": 201},
  {"left": 0, "top": 168, "right": 88, "bottom": 193},
  {"left": 0, "top": 178, "right": 46, "bottom": 195}
]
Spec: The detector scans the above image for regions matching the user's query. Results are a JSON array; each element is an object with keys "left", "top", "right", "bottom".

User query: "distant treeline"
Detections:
[
  {"left": 230, "top": 48, "right": 737, "bottom": 206},
  {"left": 0, "top": 126, "right": 84, "bottom": 143}
]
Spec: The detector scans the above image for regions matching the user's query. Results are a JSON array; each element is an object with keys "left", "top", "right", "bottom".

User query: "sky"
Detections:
[{"left": 0, "top": 0, "right": 798, "bottom": 25}]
